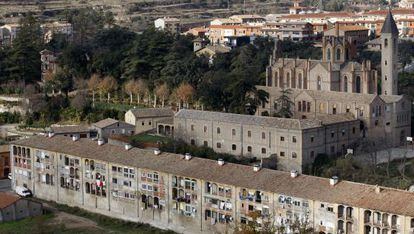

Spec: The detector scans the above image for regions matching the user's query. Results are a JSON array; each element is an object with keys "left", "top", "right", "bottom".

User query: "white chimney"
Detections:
[
  {"left": 154, "top": 149, "right": 161, "bottom": 155},
  {"left": 98, "top": 139, "right": 105, "bottom": 146},
  {"left": 253, "top": 164, "right": 261, "bottom": 172},
  {"left": 72, "top": 135, "right": 79, "bottom": 142},
  {"left": 217, "top": 158, "right": 225, "bottom": 166},
  {"left": 48, "top": 132, "right": 54, "bottom": 138},
  {"left": 185, "top": 153, "right": 192, "bottom": 160},
  {"left": 125, "top": 144, "right": 132, "bottom": 150},
  {"left": 290, "top": 170, "right": 298, "bottom": 178},
  {"left": 330, "top": 176, "right": 339, "bottom": 186}
]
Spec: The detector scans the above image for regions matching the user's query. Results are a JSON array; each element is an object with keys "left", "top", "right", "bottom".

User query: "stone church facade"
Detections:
[{"left": 258, "top": 10, "right": 411, "bottom": 147}]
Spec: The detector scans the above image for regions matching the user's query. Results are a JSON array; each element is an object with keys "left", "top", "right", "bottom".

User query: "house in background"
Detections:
[
  {"left": 40, "top": 49, "right": 60, "bottom": 82},
  {"left": 0, "top": 192, "right": 43, "bottom": 222},
  {"left": 0, "top": 145, "right": 10, "bottom": 179},
  {"left": 92, "top": 118, "right": 135, "bottom": 141},
  {"left": 125, "top": 108, "right": 174, "bottom": 134},
  {"left": 154, "top": 17, "right": 181, "bottom": 34},
  {"left": 47, "top": 125, "right": 97, "bottom": 139}
]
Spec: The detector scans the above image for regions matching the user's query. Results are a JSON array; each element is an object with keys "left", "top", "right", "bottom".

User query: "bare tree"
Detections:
[
  {"left": 124, "top": 79, "right": 136, "bottom": 104},
  {"left": 71, "top": 91, "right": 89, "bottom": 111},
  {"left": 174, "top": 83, "right": 195, "bottom": 109},
  {"left": 88, "top": 74, "right": 101, "bottom": 107},
  {"left": 135, "top": 79, "right": 148, "bottom": 105},
  {"left": 99, "top": 76, "right": 118, "bottom": 103},
  {"left": 155, "top": 83, "right": 170, "bottom": 108}
]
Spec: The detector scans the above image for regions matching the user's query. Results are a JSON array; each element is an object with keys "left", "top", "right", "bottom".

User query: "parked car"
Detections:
[{"left": 15, "top": 186, "right": 32, "bottom": 197}]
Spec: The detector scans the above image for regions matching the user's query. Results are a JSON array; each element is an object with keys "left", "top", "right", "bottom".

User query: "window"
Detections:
[
  {"left": 292, "top": 136, "right": 297, "bottom": 143},
  {"left": 142, "top": 122, "right": 145, "bottom": 126},
  {"left": 261, "top": 148, "right": 266, "bottom": 154},
  {"left": 191, "top": 125, "right": 194, "bottom": 131},
  {"left": 292, "top": 152, "right": 297, "bottom": 158},
  {"left": 327, "top": 207, "right": 334, "bottom": 212},
  {"left": 280, "top": 152, "right": 285, "bottom": 157},
  {"left": 342, "top": 130, "right": 346, "bottom": 136},
  {"left": 203, "top": 141, "right": 208, "bottom": 147},
  {"left": 232, "top": 144, "right": 237, "bottom": 151},
  {"left": 320, "top": 203, "right": 325, "bottom": 208},
  {"left": 332, "top": 105, "right": 337, "bottom": 115},
  {"left": 384, "top": 38, "right": 388, "bottom": 47},
  {"left": 336, "top": 48, "right": 341, "bottom": 61},
  {"left": 310, "top": 136, "right": 314, "bottom": 143},
  {"left": 298, "top": 101, "right": 302, "bottom": 111},
  {"left": 232, "top": 129, "right": 236, "bottom": 136},
  {"left": 247, "top": 131, "right": 251, "bottom": 137},
  {"left": 261, "top": 132, "right": 266, "bottom": 139},
  {"left": 216, "top": 142, "right": 221, "bottom": 148},
  {"left": 330, "top": 146, "right": 335, "bottom": 153},
  {"left": 352, "top": 127, "right": 356, "bottom": 134},
  {"left": 307, "top": 102, "right": 311, "bottom": 112},
  {"left": 327, "top": 48, "right": 331, "bottom": 61},
  {"left": 331, "top": 131, "right": 335, "bottom": 138},
  {"left": 190, "top": 139, "right": 195, "bottom": 145},
  {"left": 217, "top": 127, "right": 221, "bottom": 134},
  {"left": 310, "top": 151, "right": 315, "bottom": 158},
  {"left": 280, "top": 136, "right": 285, "bottom": 142},
  {"left": 203, "top": 126, "right": 207, "bottom": 133},
  {"left": 317, "top": 76, "right": 321, "bottom": 90},
  {"left": 247, "top": 146, "right": 252, "bottom": 152}
]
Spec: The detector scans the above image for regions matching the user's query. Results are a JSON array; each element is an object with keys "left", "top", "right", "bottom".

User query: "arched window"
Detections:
[
  {"left": 90, "top": 160, "right": 95, "bottom": 170},
  {"left": 267, "top": 74, "right": 272, "bottom": 86},
  {"left": 344, "top": 76, "right": 348, "bottom": 92},
  {"left": 275, "top": 71, "right": 279, "bottom": 87},
  {"left": 45, "top": 174, "right": 50, "bottom": 184},
  {"left": 203, "top": 126, "right": 207, "bottom": 133},
  {"left": 327, "top": 48, "right": 331, "bottom": 61},
  {"left": 85, "top": 182, "right": 90, "bottom": 193},
  {"left": 384, "top": 38, "right": 388, "bottom": 48},
  {"left": 217, "top": 127, "right": 221, "bottom": 134},
  {"left": 356, "top": 76, "right": 361, "bottom": 93},
  {"left": 336, "top": 48, "right": 341, "bottom": 61},
  {"left": 286, "top": 72, "right": 291, "bottom": 88},
  {"left": 317, "top": 76, "right": 322, "bottom": 90},
  {"left": 319, "top": 103, "right": 325, "bottom": 113},
  {"left": 291, "top": 73, "right": 295, "bottom": 88},
  {"left": 298, "top": 73, "right": 302, "bottom": 89}
]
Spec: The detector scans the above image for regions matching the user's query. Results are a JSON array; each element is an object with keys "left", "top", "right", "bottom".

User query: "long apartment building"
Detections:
[
  {"left": 10, "top": 135, "right": 414, "bottom": 234},
  {"left": 174, "top": 109, "right": 360, "bottom": 173}
]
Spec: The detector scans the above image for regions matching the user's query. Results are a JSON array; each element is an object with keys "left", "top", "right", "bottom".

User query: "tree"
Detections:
[
  {"left": 155, "top": 83, "right": 170, "bottom": 108},
  {"left": 174, "top": 83, "right": 195, "bottom": 109},
  {"left": 99, "top": 76, "right": 118, "bottom": 103},
  {"left": 88, "top": 73, "right": 101, "bottom": 106},
  {"left": 398, "top": 40, "right": 414, "bottom": 72},
  {"left": 7, "top": 14, "right": 42, "bottom": 83},
  {"left": 134, "top": 79, "right": 148, "bottom": 104},
  {"left": 71, "top": 91, "right": 89, "bottom": 111},
  {"left": 274, "top": 89, "right": 294, "bottom": 118},
  {"left": 124, "top": 79, "right": 136, "bottom": 104}
]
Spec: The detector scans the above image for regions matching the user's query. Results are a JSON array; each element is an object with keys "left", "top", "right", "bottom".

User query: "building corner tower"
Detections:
[{"left": 381, "top": 9, "right": 399, "bottom": 95}]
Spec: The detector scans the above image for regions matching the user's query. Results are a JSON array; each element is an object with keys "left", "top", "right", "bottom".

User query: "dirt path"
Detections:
[{"left": 43, "top": 203, "right": 103, "bottom": 231}]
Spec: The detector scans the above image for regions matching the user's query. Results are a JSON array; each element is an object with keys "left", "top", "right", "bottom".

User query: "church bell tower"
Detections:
[{"left": 381, "top": 9, "right": 399, "bottom": 95}]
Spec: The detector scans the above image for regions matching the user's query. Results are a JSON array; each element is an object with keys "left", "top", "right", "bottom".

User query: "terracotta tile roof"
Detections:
[
  {"left": 92, "top": 118, "right": 119, "bottom": 129},
  {"left": 129, "top": 108, "right": 174, "bottom": 119},
  {"left": 283, "top": 12, "right": 354, "bottom": 19},
  {"left": 0, "top": 192, "right": 20, "bottom": 209},
  {"left": 12, "top": 135, "right": 414, "bottom": 217},
  {"left": 365, "top": 8, "right": 414, "bottom": 16},
  {"left": 338, "top": 25, "right": 369, "bottom": 31},
  {"left": 49, "top": 125, "right": 91, "bottom": 134},
  {"left": 175, "top": 109, "right": 355, "bottom": 130}
]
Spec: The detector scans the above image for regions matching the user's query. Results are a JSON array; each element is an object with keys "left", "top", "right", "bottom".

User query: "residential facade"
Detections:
[
  {"left": 261, "top": 22, "right": 314, "bottom": 41},
  {"left": 10, "top": 135, "right": 414, "bottom": 234},
  {"left": 124, "top": 108, "right": 174, "bottom": 134},
  {"left": 174, "top": 109, "right": 360, "bottom": 172}
]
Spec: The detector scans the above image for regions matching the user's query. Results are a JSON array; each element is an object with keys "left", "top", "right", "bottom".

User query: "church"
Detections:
[{"left": 257, "top": 10, "right": 411, "bottom": 147}]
